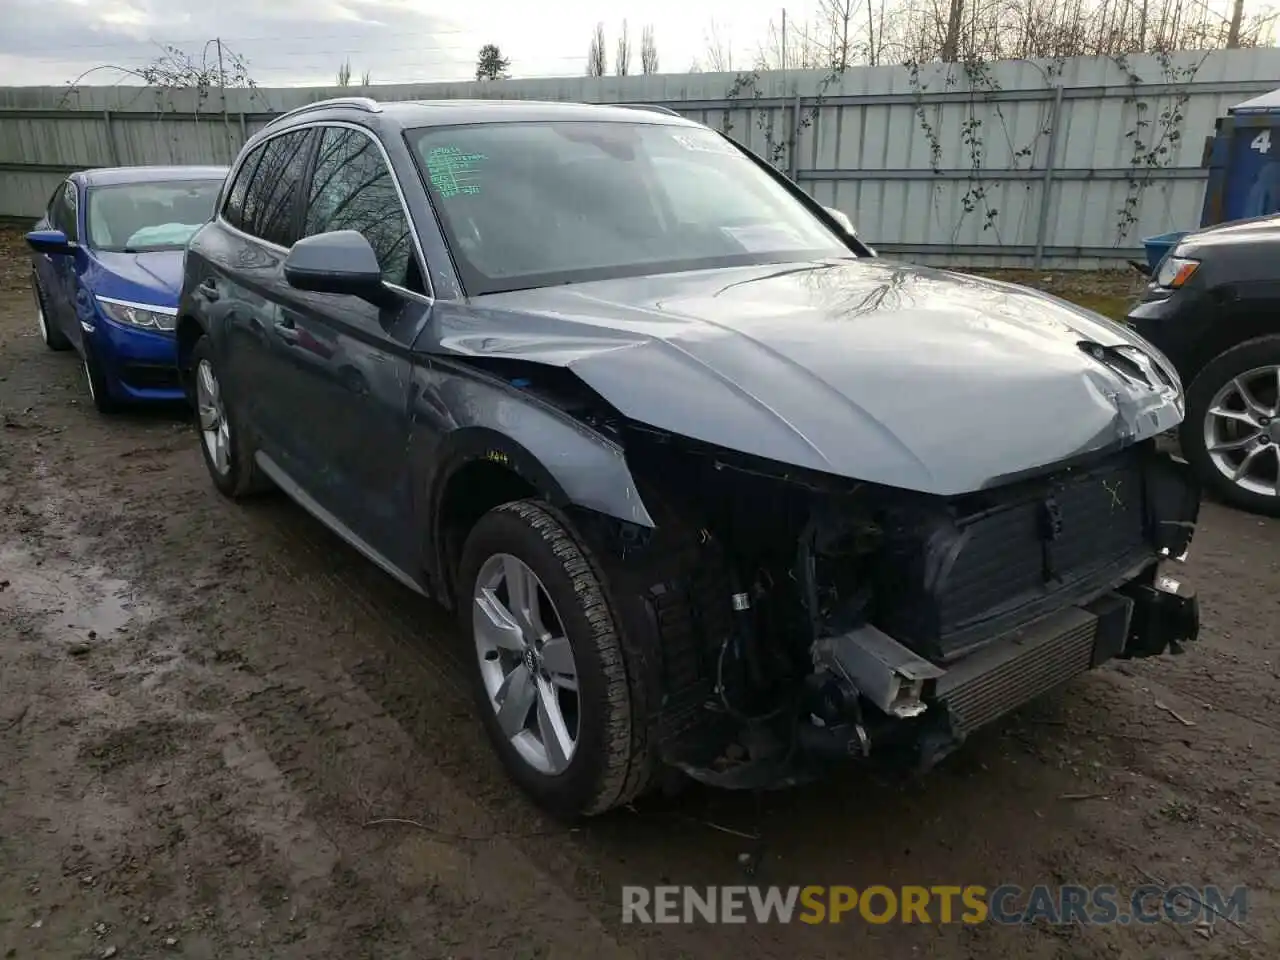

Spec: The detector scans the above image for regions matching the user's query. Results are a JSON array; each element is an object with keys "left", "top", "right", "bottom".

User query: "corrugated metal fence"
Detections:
[{"left": 2, "top": 48, "right": 1279, "bottom": 269}]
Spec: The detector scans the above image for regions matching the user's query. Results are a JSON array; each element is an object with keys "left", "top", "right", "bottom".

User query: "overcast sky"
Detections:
[{"left": 0, "top": 0, "right": 785, "bottom": 87}]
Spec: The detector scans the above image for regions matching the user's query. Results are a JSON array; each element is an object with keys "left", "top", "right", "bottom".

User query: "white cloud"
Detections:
[{"left": 0, "top": 0, "right": 783, "bottom": 86}]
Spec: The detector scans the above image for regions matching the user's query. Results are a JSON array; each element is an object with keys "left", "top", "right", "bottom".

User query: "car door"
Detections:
[
  {"left": 212, "top": 128, "right": 316, "bottom": 460},
  {"left": 36, "top": 180, "right": 80, "bottom": 345},
  {"left": 271, "top": 124, "right": 431, "bottom": 569}
]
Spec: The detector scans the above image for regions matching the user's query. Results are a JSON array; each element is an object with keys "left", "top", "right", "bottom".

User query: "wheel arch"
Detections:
[
  {"left": 175, "top": 313, "right": 207, "bottom": 397},
  {"left": 423, "top": 424, "right": 654, "bottom": 608},
  {"left": 1183, "top": 290, "right": 1280, "bottom": 383}
]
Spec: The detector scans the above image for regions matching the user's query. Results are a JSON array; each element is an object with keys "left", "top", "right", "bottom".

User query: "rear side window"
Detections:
[
  {"left": 223, "top": 130, "right": 312, "bottom": 246},
  {"left": 303, "top": 127, "right": 415, "bottom": 287},
  {"left": 49, "top": 180, "right": 78, "bottom": 241},
  {"left": 222, "top": 148, "right": 261, "bottom": 231},
  {"left": 245, "top": 130, "right": 313, "bottom": 246}
]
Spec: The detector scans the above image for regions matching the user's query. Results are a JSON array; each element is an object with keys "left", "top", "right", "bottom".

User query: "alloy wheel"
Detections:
[
  {"left": 1202, "top": 364, "right": 1280, "bottom": 498},
  {"left": 196, "top": 358, "right": 232, "bottom": 476},
  {"left": 472, "top": 552, "right": 580, "bottom": 775}
]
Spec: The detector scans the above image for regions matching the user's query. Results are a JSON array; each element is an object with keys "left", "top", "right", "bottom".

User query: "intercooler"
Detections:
[{"left": 934, "top": 605, "right": 1098, "bottom": 736}]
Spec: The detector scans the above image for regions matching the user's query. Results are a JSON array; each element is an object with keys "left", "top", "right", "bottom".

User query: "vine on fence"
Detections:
[
  {"left": 57, "top": 42, "right": 269, "bottom": 165},
  {"left": 902, "top": 55, "right": 1066, "bottom": 243},
  {"left": 1111, "top": 50, "right": 1203, "bottom": 244},
  {"left": 717, "top": 60, "right": 856, "bottom": 176}
]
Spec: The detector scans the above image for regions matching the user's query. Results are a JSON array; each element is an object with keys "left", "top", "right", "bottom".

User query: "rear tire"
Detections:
[
  {"left": 1181, "top": 334, "right": 1280, "bottom": 517},
  {"left": 190, "top": 335, "right": 271, "bottom": 499},
  {"left": 33, "top": 277, "right": 71, "bottom": 351}
]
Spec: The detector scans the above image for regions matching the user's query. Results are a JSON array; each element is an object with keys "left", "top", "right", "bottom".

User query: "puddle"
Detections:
[{"left": 0, "top": 542, "right": 147, "bottom": 640}]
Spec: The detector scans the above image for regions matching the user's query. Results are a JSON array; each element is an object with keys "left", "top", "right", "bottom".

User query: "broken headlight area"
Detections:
[{"left": 602, "top": 433, "right": 1201, "bottom": 790}]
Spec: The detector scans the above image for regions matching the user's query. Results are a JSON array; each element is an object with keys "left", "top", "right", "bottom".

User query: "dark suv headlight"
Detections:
[
  {"left": 96, "top": 297, "right": 177, "bottom": 332},
  {"left": 1154, "top": 255, "right": 1199, "bottom": 290}
]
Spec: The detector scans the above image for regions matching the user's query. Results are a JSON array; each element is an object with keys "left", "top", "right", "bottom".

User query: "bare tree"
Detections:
[
  {"left": 874, "top": 0, "right": 1278, "bottom": 64},
  {"left": 703, "top": 19, "right": 735, "bottom": 71},
  {"left": 821, "top": 0, "right": 858, "bottom": 70},
  {"left": 756, "top": 15, "right": 827, "bottom": 69},
  {"left": 641, "top": 24, "right": 660, "bottom": 73},
  {"left": 616, "top": 19, "right": 632, "bottom": 76},
  {"left": 587, "top": 22, "right": 607, "bottom": 77},
  {"left": 336, "top": 59, "right": 353, "bottom": 86}
]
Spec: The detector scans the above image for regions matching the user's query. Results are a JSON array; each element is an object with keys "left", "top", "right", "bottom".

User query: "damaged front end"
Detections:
[{"left": 601, "top": 432, "right": 1201, "bottom": 791}]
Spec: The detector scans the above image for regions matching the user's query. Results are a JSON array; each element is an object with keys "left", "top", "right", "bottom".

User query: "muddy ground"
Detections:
[{"left": 1, "top": 230, "right": 1277, "bottom": 959}]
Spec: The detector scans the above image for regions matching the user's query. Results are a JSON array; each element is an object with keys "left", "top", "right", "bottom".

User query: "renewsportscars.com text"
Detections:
[{"left": 621, "top": 884, "right": 1248, "bottom": 926}]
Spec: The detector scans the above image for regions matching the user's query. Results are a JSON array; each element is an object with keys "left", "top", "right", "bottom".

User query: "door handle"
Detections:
[
  {"left": 198, "top": 279, "right": 220, "bottom": 302},
  {"left": 273, "top": 318, "right": 300, "bottom": 344}
]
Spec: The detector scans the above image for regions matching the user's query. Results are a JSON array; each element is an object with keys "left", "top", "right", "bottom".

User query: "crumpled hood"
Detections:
[{"left": 436, "top": 258, "right": 1184, "bottom": 496}]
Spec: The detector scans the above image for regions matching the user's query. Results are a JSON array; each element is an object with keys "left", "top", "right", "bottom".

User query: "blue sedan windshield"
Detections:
[
  {"left": 86, "top": 180, "right": 222, "bottom": 252},
  {"left": 407, "top": 121, "right": 851, "bottom": 295}
]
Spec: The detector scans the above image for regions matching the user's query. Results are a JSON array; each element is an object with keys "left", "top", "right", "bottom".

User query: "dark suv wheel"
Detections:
[
  {"left": 458, "top": 500, "right": 645, "bottom": 819},
  {"left": 1181, "top": 334, "right": 1280, "bottom": 516},
  {"left": 190, "top": 335, "right": 271, "bottom": 498}
]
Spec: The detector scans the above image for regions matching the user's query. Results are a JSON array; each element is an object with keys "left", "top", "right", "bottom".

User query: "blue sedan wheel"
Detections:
[
  {"left": 32, "top": 278, "right": 70, "bottom": 352},
  {"left": 81, "top": 346, "right": 119, "bottom": 414}
]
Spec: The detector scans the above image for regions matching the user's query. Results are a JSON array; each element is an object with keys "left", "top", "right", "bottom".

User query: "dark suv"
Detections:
[
  {"left": 178, "top": 97, "right": 1201, "bottom": 819},
  {"left": 1127, "top": 214, "right": 1280, "bottom": 516}
]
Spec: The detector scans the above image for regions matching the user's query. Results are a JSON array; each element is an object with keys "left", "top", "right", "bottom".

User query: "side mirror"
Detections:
[
  {"left": 284, "top": 230, "right": 389, "bottom": 305},
  {"left": 26, "top": 228, "right": 75, "bottom": 255},
  {"left": 823, "top": 206, "right": 857, "bottom": 237}
]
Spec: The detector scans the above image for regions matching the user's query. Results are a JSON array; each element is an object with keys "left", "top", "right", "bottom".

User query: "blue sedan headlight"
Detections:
[{"left": 97, "top": 296, "right": 177, "bottom": 332}]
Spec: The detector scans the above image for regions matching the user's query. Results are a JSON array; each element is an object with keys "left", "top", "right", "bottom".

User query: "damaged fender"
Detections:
[{"left": 408, "top": 357, "right": 654, "bottom": 596}]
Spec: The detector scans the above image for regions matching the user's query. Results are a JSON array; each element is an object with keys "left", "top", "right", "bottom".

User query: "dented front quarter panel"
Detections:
[
  {"left": 406, "top": 353, "right": 655, "bottom": 527},
  {"left": 424, "top": 258, "right": 1187, "bottom": 498}
]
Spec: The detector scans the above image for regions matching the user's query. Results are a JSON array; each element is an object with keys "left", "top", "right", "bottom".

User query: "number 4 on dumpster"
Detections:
[{"left": 1251, "top": 130, "right": 1272, "bottom": 154}]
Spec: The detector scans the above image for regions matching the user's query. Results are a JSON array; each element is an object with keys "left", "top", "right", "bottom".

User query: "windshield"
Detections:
[
  {"left": 86, "top": 180, "right": 223, "bottom": 252},
  {"left": 406, "top": 121, "right": 851, "bottom": 295}
]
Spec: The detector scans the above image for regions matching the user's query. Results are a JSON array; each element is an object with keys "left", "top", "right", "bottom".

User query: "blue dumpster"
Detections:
[
  {"left": 1141, "top": 231, "right": 1190, "bottom": 272},
  {"left": 1200, "top": 86, "right": 1280, "bottom": 227}
]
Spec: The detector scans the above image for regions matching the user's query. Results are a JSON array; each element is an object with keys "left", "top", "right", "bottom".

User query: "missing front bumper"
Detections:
[{"left": 663, "top": 572, "right": 1200, "bottom": 789}]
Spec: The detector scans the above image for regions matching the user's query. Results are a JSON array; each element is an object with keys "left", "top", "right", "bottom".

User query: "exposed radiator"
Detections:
[
  {"left": 935, "top": 606, "right": 1098, "bottom": 736},
  {"left": 875, "top": 447, "right": 1149, "bottom": 661}
]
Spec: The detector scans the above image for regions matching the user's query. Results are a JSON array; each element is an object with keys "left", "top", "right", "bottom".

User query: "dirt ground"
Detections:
[{"left": 1, "top": 228, "right": 1278, "bottom": 960}]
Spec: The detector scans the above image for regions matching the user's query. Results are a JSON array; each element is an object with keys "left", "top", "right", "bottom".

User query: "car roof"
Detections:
[
  {"left": 380, "top": 99, "right": 696, "bottom": 127},
  {"left": 77, "top": 165, "right": 229, "bottom": 187},
  {"left": 262, "top": 98, "right": 698, "bottom": 136}
]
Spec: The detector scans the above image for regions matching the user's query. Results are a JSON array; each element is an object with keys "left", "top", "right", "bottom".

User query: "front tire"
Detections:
[
  {"left": 190, "top": 335, "right": 270, "bottom": 499},
  {"left": 1181, "top": 334, "right": 1280, "bottom": 516},
  {"left": 458, "top": 500, "right": 643, "bottom": 819},
  {"left": 81, "top": 342, "right": 120, "bottom": 414}
]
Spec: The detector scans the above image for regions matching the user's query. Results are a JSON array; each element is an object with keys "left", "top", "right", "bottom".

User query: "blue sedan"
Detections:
[{"left": 26, "top": 166, "right": 227, "bottom": 412}]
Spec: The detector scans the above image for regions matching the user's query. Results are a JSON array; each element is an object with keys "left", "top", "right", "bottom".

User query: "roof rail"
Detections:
[
  {"left": 607, "top": 103, "right": 682, "bottom": 118},
  {"left": 263, "top": 96, "right": 382, "bottom": 131}
]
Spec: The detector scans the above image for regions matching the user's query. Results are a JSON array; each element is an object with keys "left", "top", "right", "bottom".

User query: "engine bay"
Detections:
[{"left": 614, "top": 428, "right": 1202, "bottom": 786}]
